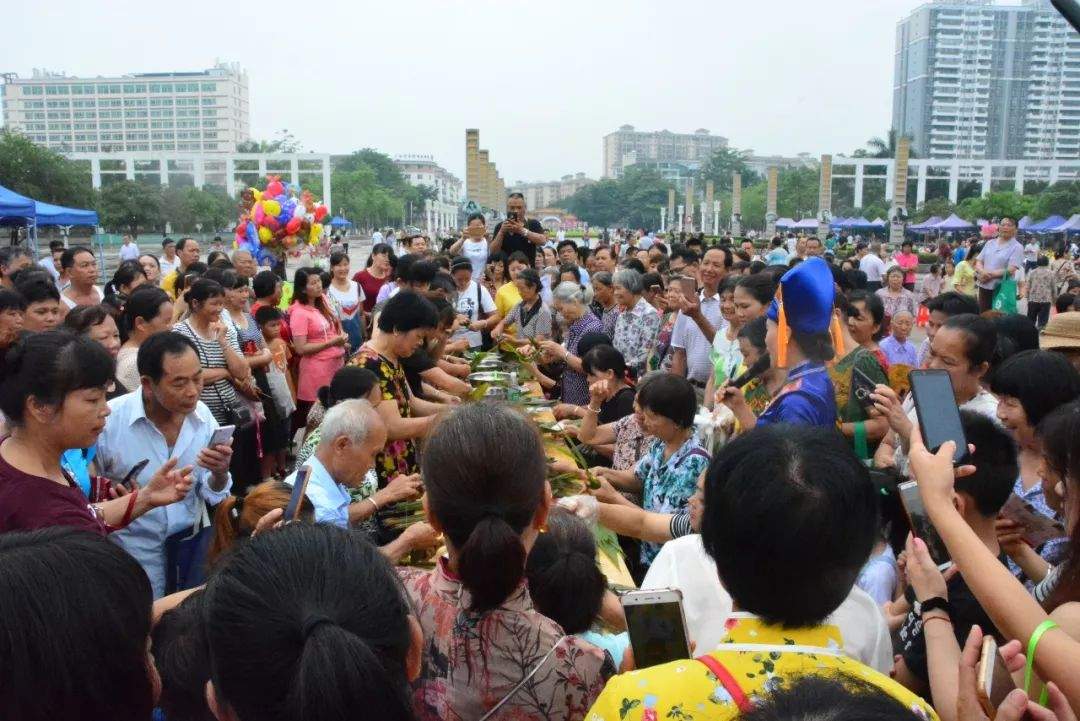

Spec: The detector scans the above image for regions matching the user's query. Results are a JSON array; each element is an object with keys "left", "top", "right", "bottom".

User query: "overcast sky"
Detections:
[{"left": 4, "top": 0, "right": 1009, "bottom": 183}]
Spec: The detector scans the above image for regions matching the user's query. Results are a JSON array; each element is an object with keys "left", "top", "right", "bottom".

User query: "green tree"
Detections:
[
  {"left": 1032, "top": 182, "right": 1080, "bottom": 219},
  {"left": 0, "top": 129, "right": 95, "bottom": 208},
  {"left": 236, "top": 129, "right": 302, "bottom": 153},
  {"left": 956, "top": 191, "right": 1035, "bottom": 223},
  {"left": 559, "top": 167, "right": 674, "bottom": 228},
  {"left": 97, "top": 179, "right": 163, "bottom": 236},
  {"left": 915, "top": 197, "right": 956, "bottom": 222},
  {"left": 698, "top": 147, "right": 762, "bottom": 192},
  {"left": 775, "top": 166, "right": 820, "bottom": 220},
  {"left": 853, "top": 129, "right": 919, "bottom": 159},
  {"left": 332, "top": 165, "right": 403, "bottom": 230},
  {"left": 335, "top": 149, "right": 408, "bottom": 191}
]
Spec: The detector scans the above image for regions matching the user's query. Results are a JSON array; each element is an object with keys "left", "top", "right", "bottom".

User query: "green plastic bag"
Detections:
[{"left": 992, "top": 275, "right": 1017, "bottom": 314}]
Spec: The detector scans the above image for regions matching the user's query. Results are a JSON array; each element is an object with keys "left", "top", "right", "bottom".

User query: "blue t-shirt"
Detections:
[{"left": 61, "top": 445, "right": 97, "bottom": 497}]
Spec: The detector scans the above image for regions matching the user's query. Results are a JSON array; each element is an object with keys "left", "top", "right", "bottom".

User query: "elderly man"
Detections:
[{"left": 231, "top": 249, "right": 258, "bottom": 281}]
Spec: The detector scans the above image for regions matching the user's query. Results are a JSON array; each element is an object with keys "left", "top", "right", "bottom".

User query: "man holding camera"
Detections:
[{"left": 489, "top": 192, "right": 546, "bottom": 266}]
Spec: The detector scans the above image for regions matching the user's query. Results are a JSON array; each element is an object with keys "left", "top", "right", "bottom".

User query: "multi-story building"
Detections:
[
  {"left": 602, "top": 125, "right": 729, "bottom": 180},
  {"left": 1, "top": 62, "right": 249, "bottom": 154},
  {"left": 394, "top": 154, "right": 462, "bottom": 232},
  {"left": 464, "top": 129, "right": 506, "bottom": 211},
  {"left": 893, "top": 0, "right": 1080, "bottom": 160},
  {"left": 508, "top": 173, "right": 595, "bottom": 209}
]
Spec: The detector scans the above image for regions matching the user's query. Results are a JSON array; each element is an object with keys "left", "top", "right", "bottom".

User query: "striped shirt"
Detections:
[{"left": 172, "top": 322, "right": 242, "bottom": 426}]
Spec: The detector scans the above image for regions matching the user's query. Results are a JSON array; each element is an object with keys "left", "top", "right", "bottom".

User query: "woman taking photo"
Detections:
[
  {"left": 847, "top": 290, "right": 889, "bottom": 370},
  {"left": 721, "top": 258, "right": 839, "bottom": 430},
  {"left": 448, "top": 212, "right": 489, "bottom": 277},
  {"left": 830, "top": 293, "right": 890, "bottom": 459},
  {"left": 290, "top": 266, "right": 348, "bottom": 431},
  {"left": 0, "top": 331, "right": 192, "bottom": 533},
  {"left": 875, "top": 266, "right": 917, "bottom": 331},
  {"left": 353, "top": 242, "right": 395, "bottom": 314},
  {"left": 401, "top": 402, "right": 611, "bottom": 720},
  {"left": 492, "top": 267, "right": 552, "bottom": 342},
  {"left": 351, "top": 291, "right": 441, "bottom": 487},
  {"left": 115, "top": 286, "right": 174, "bottom": 393},
  {"left": 540, "top": 282, "right": 603, "bottom": 407},
  {"left": 611, "top": 268, "right": 660, "bottom": 378},
  {"left": 328, "top": 251, "right": 365, "bottom": 351},
  {"left": 484, "top": 251, "right": 508, "bottom": 299},
  {"left": 205, "top": 523, "right": 419, "bottom": 721}
]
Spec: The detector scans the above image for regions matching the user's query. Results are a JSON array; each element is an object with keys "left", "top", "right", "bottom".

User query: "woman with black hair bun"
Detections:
[
  {"left": 115, "top": 286, "right": 173, "bottom": 392},
  {"left": 401, "top": 402, "right": 612, "bottom": 721}
]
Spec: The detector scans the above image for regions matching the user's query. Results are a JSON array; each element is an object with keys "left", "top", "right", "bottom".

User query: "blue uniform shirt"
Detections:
[{"left": 757, "top": 361, "right": 838, "bottom": 428}]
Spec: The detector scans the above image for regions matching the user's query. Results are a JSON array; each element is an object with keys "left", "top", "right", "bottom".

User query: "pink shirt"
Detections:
[{"left": 894, "top": 252, "right": 919, "bottom": 285}]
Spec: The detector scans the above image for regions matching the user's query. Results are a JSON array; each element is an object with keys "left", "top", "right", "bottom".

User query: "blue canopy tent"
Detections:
[
  {"left": 1029, "top": 215, "right": 1067, "bottom": 233},
  {"left": 0, "top": 185, "right": 36, "bottom": 220},
  {"left": 933, "top": 214, "right": 977, "bottom": 232},
  {"left": 870, "top": 218, "right": 887, "bottom": 229},
  {"left": 1049, "top": 214, "right": 1080, "bottom": 235},
  {"left": 33, "top": 200, "right": 98, "bottom": 227},
  {"left": 1018, "top": 215, "right": 1033, "bottom": 230},
  {"left": 328, "top": 216, "right": 352, "bottom": 228},
  {"left": 847, "top": 216, "right": 875, "bottom": 230},
  {"left": 774, "top": 217, "right": 796, "bottom": 229},
  {"left": 829, "top": 217, "right": 851, "bottom": 229},
  {"left": 908, "top": 216, "right": 942, "bottom": 233},
  {"left": 792, "top": 218, "right": 819, "bottom": 230}
]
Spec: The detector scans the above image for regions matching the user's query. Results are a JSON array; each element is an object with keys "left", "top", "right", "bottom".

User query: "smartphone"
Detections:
[
  {"left": 208, "top": 424, "right": 236, "bottom": 449},
  {"left": 910, "top": 369, "right": 969, "bottom": 465},
  {"left": 1000, "top": 494, "right": 1067, "bottom": 547},
  {"left": 507, "top": 211, "right": 519, "bottom": 222},
  {"left": 120, "top": 458, "right": 150, "bottom": 491},
  {"left": 977, "top": 635, "right": 1017, "bottom": 718},
  {"left": 620, "top": 589, "right": 692, "bottom": 669},
  {"left": 675, "top": 276, "right": 697, "bottom": 302},
  {"left": 283, "top": 465, "right": 312, "bottom": 523},
  {"left": 898, "top": 480, "right": 953, "bottom": 570},
  {"left": 851, "top": 367, "right": 878, "bottom": 412}
]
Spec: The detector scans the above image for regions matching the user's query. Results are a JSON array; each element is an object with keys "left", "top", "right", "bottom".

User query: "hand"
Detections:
[
  {"left": 556, "top": 494, "right": 599, "bottom": 524},
  {"left": 586, "top": 470, "right": 622, "bottom": 504},
  {"left": 468, "top": 320, "right": 482, "bottom": 332},
  {"left": 553, "top": 403, "right": 582, "bottom": 421},
  {"left": 251, "top": 507, "right": 284, "bottom": 537},
  {"left": 678, "top": 290, "right": 701, "bottom": 318},
  {"left": 904, "top": 534, "right": 951, "bottom": 602},
  {"left": 538, "top": 340, "right": 564, "bottom": 361},
  {"left": 589, "top": 378, "right": 615, "bottom": 406},
  {"left": 144, "top": 458, "right": 195, "bottom": 508},
  {"left": 208, "top": 320, "right": 227, "bottom": 343},
  {"left": 336, "top": 333, "right": 349, "bottom": 347},
  {"left": 379, "top": 473, "right": 423, "bottom": 505},
  {"left": 106, "top": 482, "right": 133, "bottom": 500},
  {"left": 197, "top": 442, "right": 233, "bottom": 476},
  {"left": 995, "top": 517, "right": 1028, "bottom": 558},
  {"left": 908, "top": 423, "right": 973, "bottom": 510},
  {"left": 869, "top": 384, "right": 911, "bottom": 438},
  {"left": 399, "top": 522, "right": 441, "bottom": 552},
  {"left": 717, "top": 384, "right": 748, "bottom": 413}
]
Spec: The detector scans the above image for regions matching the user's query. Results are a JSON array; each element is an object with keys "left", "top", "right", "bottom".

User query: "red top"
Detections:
[
  {"left": 0, "top": 438, "right": 106, "bottom": 535},
  {"left": 353, "top": 269, "right": 388, "bottom": 313}
]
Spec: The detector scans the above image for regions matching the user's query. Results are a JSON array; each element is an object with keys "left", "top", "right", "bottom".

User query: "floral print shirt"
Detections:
[
  {"left": 611, "top": 414, "right": 652, "bottom": 472},
  {"left": 612, "top": 298, "right": 661, "bottom": 376},
  {"left": 400, "top": 559, "right": 613, "bottom": 721},
  {"left": 586, "top": 614, "right": 937, "bottom": 721},
  {"left": 635, "top": 436, "right": 710, "bottom": 565},
  {"left": 350, "top": 345, "right": 419, "bottom": 486},
  {"left": 562, "top": 312, "right": 605, "bottom": 405},
  {"left": 648, "top": 311, "right": 678, "bottom": 372}
]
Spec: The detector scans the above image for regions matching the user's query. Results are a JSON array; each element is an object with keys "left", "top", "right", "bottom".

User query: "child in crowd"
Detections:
[
  {"left": 878, "top": 310, "right": 918, "bottom": 368},
  {"left": 256, "top": 305, "right": 296, "bottom": 466}
]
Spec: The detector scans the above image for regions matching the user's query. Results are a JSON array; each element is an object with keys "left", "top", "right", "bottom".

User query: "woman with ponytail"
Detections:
[
  {"left": 204, "top": 523, "right": 419, "bottom": 721},
  {"left": 206, "top": 479, "right": 313, "bottom": 567},
  {"left": 401, "top": 402, "right": 612, "bottom": 721}
]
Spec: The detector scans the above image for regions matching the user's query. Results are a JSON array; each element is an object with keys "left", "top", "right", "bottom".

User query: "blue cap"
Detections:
[{"left": 766, "top": 257, "right": 835, "bottom": 334}]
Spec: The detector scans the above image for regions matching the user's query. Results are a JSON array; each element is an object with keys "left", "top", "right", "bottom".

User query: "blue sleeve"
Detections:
[{"left": 759, "top": 392, "right": 820, "bottom": 426}]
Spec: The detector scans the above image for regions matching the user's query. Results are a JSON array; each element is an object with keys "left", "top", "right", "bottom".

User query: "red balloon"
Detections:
[
  {"left": 314, "top": 205, "right": 329, "bottom": 221},
  {"left": 264, "top": 216, "right": 281, "bottom": 231},
  {"left": 286, "top": 217, "right": 302, "bottom": 234},
  {"left": 265, "top": 181, "right": 284, "bottom": 197}
]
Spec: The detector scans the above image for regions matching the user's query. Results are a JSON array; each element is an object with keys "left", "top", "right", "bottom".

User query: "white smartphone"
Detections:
[
  {"left": 620, "top": 588, "right": 692, "bottom": 668},
  {"left": 208, "top": 424, "right": 236, "bottom": 449}
]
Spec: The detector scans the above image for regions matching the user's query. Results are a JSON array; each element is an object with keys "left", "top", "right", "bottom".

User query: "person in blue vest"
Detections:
[{"left": 721, "top": 257, "right": 839, "bottom": 429}]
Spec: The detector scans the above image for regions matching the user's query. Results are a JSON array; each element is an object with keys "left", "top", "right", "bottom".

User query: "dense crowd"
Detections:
[{"left": 1, "top": 194, "right": 1080, "bottom": 721}]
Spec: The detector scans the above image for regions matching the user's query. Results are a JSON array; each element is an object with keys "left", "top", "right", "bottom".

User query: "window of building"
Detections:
[
  {"left": 201, "top": 82, "right": 216, "bottom": 92},
  {"left": 23, "top": 85, "right": 43, "bottom": 95},
  {"left": 45, "top": 85, "right": 69, "bottom": 95}
]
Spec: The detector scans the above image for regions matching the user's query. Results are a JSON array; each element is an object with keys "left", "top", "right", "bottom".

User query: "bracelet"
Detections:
[
  {"left": 921, "top": 614, "right": 952, "bottom": 629},
  {"left": 365, "top": 497, "right": 380, "bottom": 514},
  {"left": 585, "top": 405, "right": 601, "bottom": 414},
  {"left": 120, "top": 489, "right": 139, "bottom": 528}
]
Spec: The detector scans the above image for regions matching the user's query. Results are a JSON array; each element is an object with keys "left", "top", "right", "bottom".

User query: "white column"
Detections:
[
  {"left": 290, "top": 157, "right": 299, "bottom": 186},
  {"left": 948, "top": 163, "right": 960, "bottom": 204},
  {"left": 1014, "top": 166, "right": 1025, "bottom": 195},
  {"left": 854, "top": 163, "right": 865, "bottom": 208},
  {"left": 124, "top": 157, "right": 135, "bottom": 181},
  {"left": 194, "top": 156, "right": 206, "bottom": 189},
  {"left": 1050, "top": 163, "right": 1060, "bottom": 186},
  {"left": 321, "top": 158, "right": 332, "bottom": 213},
  {"left": 916, "top": 166, "right": 927, "bottom": 207},
  {"left": 980, "top": 165, "right": 992, "bottom": 196},
  {"left": 160, "top": 157, "right": 168, "bottom": 187},
  {"left": 660, "top": 207, "right": 667, "bottom": 232},
  {"left": 677, "top": 205, "right": 684, "bottom": 232},
  {"left": 885, "top": 162, "right": 894, "bottom": 203},
  {"left": 257, "top": 157, "right": 267, "bottom": 181},
  {"left": 90, "top": 158, "right": 102, "bottom": 189},
  {"left": 225, "top": 157, "right": 237, "bottom": 200}
]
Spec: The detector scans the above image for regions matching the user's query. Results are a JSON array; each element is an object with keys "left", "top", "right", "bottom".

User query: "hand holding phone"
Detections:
[
  {"left": 208, "top": 424, "right": 236, "bottom": 449},
  {"left": 851, "top": 367, "right": 878, "bottom": 412},
  {"left": 899, "top": 480, "right": 953, "bottom": 570},
  {"left": 910, "top": 370, "right": 969, "bottom": 465},
  {"left": 976, "top": 636, "right": 1017, "bottom": 718},
  {"left": 620, "top": 589, "right": 692, "bottom": 669}
]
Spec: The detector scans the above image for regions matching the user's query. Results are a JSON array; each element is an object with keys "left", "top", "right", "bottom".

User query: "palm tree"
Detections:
[{"left": 858, "top": 129, "right": 918, "bottom": 159}]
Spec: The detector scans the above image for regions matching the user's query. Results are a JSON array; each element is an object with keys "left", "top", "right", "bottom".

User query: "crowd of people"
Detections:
[{"left": 2, "top": 198, "right": 1080, "bottom": 721}]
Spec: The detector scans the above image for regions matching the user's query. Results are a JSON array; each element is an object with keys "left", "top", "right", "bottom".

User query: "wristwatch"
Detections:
[{"left": 913, "top": 596, "right": 950, "bottom": 618}]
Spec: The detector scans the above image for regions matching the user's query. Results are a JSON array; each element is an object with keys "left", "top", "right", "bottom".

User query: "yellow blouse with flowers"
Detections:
[{"left": 586, "top": 613, "right": 937, "bottom": 721}]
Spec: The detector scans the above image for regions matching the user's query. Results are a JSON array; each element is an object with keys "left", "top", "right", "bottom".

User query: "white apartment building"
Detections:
[
  {"left": 602, "top": 125, "right": 729, "bottom": 180},
  {"left": 393, "top": 154, "right": 462, "bottom": 232},
  {"left": 893, "top": 0, "right": 1080, "bottom": 160},
  {"left": 508, "top": 173, "right": 595, "bottom": 209},
  {"left": 1, "top": 62, "right": 249, "bottom": 154}
]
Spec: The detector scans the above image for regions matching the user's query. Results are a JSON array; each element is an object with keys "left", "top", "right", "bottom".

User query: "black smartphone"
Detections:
[
  {"left": 851, "top": 367, "right": 878, "bottom": 412},
  {"left": 910, "top": 369, "right": 969, "bottom": 465},
  {"left": 507, "top": 211, "right": 519, "bottom": 222},
  {"left": 121, "top": 459, "right": 150, "bottom": 492},
  {"left": 284, "top": 466, "right": 312, "bottom": 522},
  {"left": 899, "top": 480, "right": 953, "bottom": 570},
  {"left": 620, "top": 589, "right": 692, "bottom": 668}
]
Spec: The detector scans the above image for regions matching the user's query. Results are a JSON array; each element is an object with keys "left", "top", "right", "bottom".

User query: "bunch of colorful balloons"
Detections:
[{"left": 235, "top": 175, "right": 329, "bottom": 264}]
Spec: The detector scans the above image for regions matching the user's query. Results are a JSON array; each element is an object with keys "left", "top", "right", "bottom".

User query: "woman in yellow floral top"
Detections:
[
  {"left": 349, "top": 292, "right": 440, "bottom": 486},
  {"left": 587, "top": 424, "right": 937, "bottom": 721},
  {"left": 402, "top": 402, "right": 612, "bottom": 721}
]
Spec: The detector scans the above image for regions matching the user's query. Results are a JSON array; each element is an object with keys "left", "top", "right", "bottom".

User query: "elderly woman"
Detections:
[
  {"left": 492, "top": 268, "right": 552, "bottom": 342},
  {"left": 875, "top": 266, "right": 917, "bottom": 332},
  {"left": 611, "top": 268, "right": 660, "bottom": 377},
  {"left": 589, "top": 271, "right": 619, "bottom": 337},
  {"left": 540, "top": 282, "right": 603, "bottom": 406}
]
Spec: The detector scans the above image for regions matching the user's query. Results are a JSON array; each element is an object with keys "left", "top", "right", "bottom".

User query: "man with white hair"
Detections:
[{"left": 284, "top": 399, "right": 417, "bottom": 529}]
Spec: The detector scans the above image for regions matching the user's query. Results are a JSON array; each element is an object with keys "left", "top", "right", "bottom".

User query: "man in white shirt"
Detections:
[
  {"left": 372, "top": 228, "right": 384, "bottom": 245},
  {"left": 119, "top": 234, "right": 141, "bottom": 263},
  {"left": 670, "top": 247, "right": 729, "bottom": 392},
  {"left": 1023, "top": 237, "right": 1040, "bottom": 272},
  {"left": 158, "top": 238, "right": 180, "bottom": 279},
  {"left": 38, "top": 240, "right": 65, "bottom": 287},
  {"left": 96, "top": 332, "right": 233, "bottom": 598},
  {"left": 858, "top": 241, "right": 887, "bottom": 292}
]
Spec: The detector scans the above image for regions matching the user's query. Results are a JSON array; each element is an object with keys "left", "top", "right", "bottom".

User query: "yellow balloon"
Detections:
[
  {"left": 311, "top": 222, "right": 323, "bottom": 239},
  {"left": 262, "top": 200, "right": 281, "bottom": 216},
  {"left": 258, "top": 226, "right": 272, "bottom": 242},
  {"left": 250, "top": 188, "right": 263, "bottom": 202}
]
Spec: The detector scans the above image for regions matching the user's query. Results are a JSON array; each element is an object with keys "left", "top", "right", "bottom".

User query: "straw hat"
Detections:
[{"left": 1041, "top": 311, "right": 1080, "bottom": 349}]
